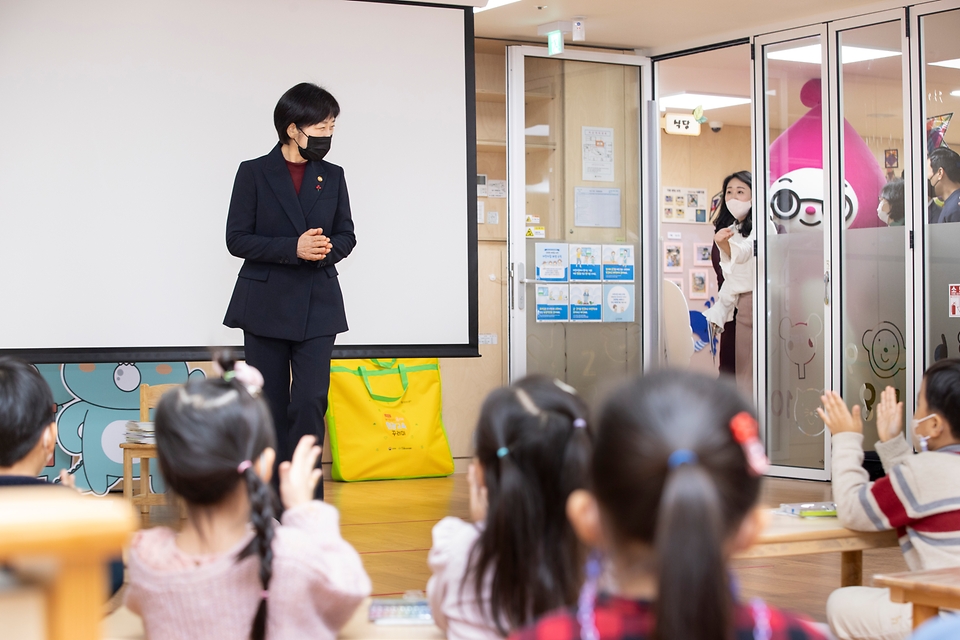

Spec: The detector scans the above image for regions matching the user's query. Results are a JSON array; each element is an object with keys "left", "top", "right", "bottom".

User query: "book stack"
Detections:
[
  {"left": 368, "top": 597, "right": 433, "bottom": 626},
  {"left": 125, "top": 421, "right": 155, "bottom": 445}
]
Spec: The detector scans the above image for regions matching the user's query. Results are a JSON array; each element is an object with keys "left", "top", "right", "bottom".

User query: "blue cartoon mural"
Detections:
[
  {"left": 34, "top": 364, "right": 80, "bottom": 484},
  {"left": 41, "top": 362, "right": 204, "bottom": 495}
]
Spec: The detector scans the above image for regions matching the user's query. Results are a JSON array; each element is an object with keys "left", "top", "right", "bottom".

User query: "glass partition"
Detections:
[
  {"left": 762, "top": 36, "right": 829, "bottom": 471},
  {"left": 838, "top": 21, "right": 908, "bottom": 448},
  {"left": 920, "top": 9, "right": 960, "bottom": 367}
]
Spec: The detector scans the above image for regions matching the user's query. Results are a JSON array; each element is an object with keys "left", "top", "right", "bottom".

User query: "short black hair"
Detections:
[
  {"left": 880, "top": 179, "right": 905, "bottom": 223},
  {"left": 923, "top": 358, "right": 960, "bottom": 440},
  {"left": 273, "top": 83, "right": 340, "bottom": 145},
  {"left": 0, "top": 357, "right": 55, "bottom": 467},
  {"left": 929, "top": 147, "right": 960, "bottom": 184}
]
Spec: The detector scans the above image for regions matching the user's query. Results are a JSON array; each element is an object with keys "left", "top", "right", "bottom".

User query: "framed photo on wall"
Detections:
[
  {"left": 689, "top": 269, "right": 708, "bottom": 299},
  {"left": 693, "top": 243, "right": 713, "bottom": 266},
  {"left": 663, "top": 242, "right": 683, "bottom": 273},
  {"left": 884, "top": 148, "right": 899, "bottom": 169}
]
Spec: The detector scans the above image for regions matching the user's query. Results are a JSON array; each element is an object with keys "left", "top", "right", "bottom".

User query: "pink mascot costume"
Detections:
[{"left": 768, "top": 78, "right": 885, "bottom": 232}]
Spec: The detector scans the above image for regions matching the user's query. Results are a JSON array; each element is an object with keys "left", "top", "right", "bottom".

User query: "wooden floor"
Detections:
[{"left": 324, "top": 474, "right": 907, "bottom": 623}]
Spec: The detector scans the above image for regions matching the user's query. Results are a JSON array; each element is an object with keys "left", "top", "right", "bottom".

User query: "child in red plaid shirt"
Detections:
[{"left": 510, "top": 371, "right": 826, "bottom": 640}]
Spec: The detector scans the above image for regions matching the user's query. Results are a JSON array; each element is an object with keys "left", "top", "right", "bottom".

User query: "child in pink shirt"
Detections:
[{"left": 124, "top": 357, "right": 370, "bottom": 640}]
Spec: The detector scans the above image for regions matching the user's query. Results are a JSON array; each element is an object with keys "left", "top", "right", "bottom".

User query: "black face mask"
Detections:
[{"left": 297, "top": 129, "right": 332, "bottom": 162}]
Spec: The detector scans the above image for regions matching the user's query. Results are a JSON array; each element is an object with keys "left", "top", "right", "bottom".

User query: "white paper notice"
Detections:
[
  {"left": 575, "top": 188, "right": 621, "bottom": 228},
  {"left": 487, "top": 180, "right": 507, "bottom": 198},
  {"left": 582, "top": 126, "right": 615, "bottom": 182},
  {"left": 477, "top": 200, "right": 485, "bottom": 224}
]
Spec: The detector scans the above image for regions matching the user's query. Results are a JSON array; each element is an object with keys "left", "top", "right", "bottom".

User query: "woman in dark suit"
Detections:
[{"left": 223, "top": 83, "right": 356, "bottom": 500}]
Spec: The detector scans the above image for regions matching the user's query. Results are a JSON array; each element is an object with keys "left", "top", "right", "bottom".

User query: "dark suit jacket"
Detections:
[{"left": 223, "top": 144, "right": 357, "bottom": 341}]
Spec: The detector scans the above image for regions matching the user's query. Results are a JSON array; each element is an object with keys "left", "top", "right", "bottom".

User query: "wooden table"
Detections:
[
  {"left": 874, "top": 567, "right": 960, "bottom": 629},
  {"left": 735, "top": 510, "right": 899, "bottom": 587},
  {"left": 339, "top": 598, "right": 444, "bottom": 639},
  {"left": 0, "top": 486, "right": 137, "bottom": 640}
]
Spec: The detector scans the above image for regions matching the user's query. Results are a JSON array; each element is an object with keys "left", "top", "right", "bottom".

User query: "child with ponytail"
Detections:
[
  {"left": 511, "top": 370, "right": 825, "bottom": 640},
  {"left": 124, "top": 356, "right": 370, "bottom": 640},
  {"left": 427, "top": 376, "right": 593, "bottom": 639}
]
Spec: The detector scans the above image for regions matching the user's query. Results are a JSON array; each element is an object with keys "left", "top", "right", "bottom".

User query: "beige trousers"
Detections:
[
  {"left": 735, "top": 292, "right": 753, "bottom": 399},
  {"left": 827, "top": 586, "right": 913, "bottom": 640}
]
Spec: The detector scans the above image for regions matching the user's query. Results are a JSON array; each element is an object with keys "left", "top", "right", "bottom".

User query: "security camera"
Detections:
[{"left": 709, "top": 121, "right": 723, "bottom": 133}]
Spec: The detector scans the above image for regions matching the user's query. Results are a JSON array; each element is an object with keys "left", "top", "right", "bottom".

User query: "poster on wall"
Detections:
[
  {"left": 535, "top": 243, "right": 568, "bottom": 281},
  {"left": 570, "top": 284, "right": 602, "bottom": 321},
  {"left": 536, "top": 285, "right": 569, "bottom": 322},
  {"left": 582, "top": 126, "right": 615, "bottom": 182},
  {"left": 663, "top": 186, "right": 709, "bottom": 223},
  {"left": 602, "top": 244, "right": 635, "bottom": 281},
  {"left": 689, "top": 269, "right": 709, "bottom": 299},
  {"left": 663, "top": 242, "right": 683, "bottom": 273},
  {"left": 603, "top": 284, "right": 635, "bottom": 322},
  {"left": 574, "top": 188, "right": 622, "bottom": 228},
  {"left": 569, "top": 244, "right": 602, "bottom": 281}
]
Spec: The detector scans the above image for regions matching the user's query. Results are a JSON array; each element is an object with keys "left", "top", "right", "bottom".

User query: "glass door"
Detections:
[
  {"left": 830, "top": 11, "right": 913, "bottom": 455},
  {"left": 912, "top": 2, "right": 960, "bottom": 386},
  {"left": 756, "top": 26, "right": 833, "bottom": 480},
  {"left": 507, "top": 47, "right": 650, "bottom": 403}
]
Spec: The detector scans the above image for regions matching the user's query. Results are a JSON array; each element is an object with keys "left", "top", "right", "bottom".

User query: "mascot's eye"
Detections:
[
  {"left": 114, "top": 363, "right": 142, "bottom": 392},
  {"left": 843, "top": 195, "right": 855, "bottom": 220},
  {"left": 770, "top": 189, "right": 800, "bottom": 219}
]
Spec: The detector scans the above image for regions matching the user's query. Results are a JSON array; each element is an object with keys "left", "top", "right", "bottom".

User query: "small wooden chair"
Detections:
[{"left": 120, "top": 383, "right": 177, "bottom": 516}]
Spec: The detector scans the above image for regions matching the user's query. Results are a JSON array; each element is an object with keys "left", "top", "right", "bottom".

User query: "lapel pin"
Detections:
[{"left": 317, "top": 176, "right": 323, "bottom": 182}]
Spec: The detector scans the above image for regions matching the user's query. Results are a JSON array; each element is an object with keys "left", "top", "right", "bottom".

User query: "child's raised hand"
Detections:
[
  {"left": 817, "top": 391, "right": 863, "bottom": 435},
  {"left": 876, "top": 386, "right": 904, "bottom": 442},
  {"left": 279, "top": 435, "right": 323, "bottom": 510}
]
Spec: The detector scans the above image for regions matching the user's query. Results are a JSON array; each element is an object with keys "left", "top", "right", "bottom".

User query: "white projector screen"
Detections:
[{"left": 0, "top": 0, "right": 478, "bottom": 362}]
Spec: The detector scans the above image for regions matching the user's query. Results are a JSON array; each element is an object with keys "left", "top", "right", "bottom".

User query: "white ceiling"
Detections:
[{"left": 472, "top": 0, "right": 899, "bottom": 52}]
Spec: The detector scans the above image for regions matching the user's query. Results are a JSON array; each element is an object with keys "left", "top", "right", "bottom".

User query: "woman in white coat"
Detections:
[{"left": 704, "top": 171, "right": 754, "bottom": 397}]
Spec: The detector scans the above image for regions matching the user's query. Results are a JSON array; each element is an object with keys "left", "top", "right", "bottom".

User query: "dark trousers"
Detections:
[{"left": 243, "top": 332, "right": 335, "bottom": 500}]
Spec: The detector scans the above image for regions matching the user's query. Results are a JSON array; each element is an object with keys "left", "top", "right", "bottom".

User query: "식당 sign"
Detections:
[{"left": 663, "top": 113, "right": 701, "bottom": 136}]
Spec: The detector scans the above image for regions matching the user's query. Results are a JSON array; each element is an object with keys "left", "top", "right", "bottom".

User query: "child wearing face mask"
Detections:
[
  {"left": 817, "top": 358, "right": 960, "bottom": 640},
  {"left": 704, "top": 170, "right": 755, "bottom": 395}
]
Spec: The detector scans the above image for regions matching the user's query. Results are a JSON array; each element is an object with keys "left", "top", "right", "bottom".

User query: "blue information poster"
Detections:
[
  {"left": 535, "top": 243, "right": 568, "bottom": 282},
  {"left": 602, "top": 244, "right": 635, "bottom": 282},
  {"left": 536, "top": 285, "right": 569, "bottom": 322},
  {"left": 603, "top": 284, "right": 635, "bottom": 322},
  {"left": 570, "top": 284, "right": 602, "bottom": 321},
  {"left": 568, "top": 243, "right": 602, "bottom": 281}
]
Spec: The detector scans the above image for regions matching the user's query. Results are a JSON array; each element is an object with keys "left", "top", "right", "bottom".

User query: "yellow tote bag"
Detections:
[{"left": 326, "top": 358, "right": 453, "bottom": 481}]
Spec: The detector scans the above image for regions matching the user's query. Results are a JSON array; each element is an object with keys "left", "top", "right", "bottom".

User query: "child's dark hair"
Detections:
[
  {"left": 592, "top": 370, "right": 761, "bottom": 640},
  {"left": 0, "top": 357, "right": 56, "bottom": 468},
  {"left": 154, "top": 353, "right": 276, "bottom": 640},
  {"left": 465, "top": 375, "right": 592, "bottom": 634},
  {"left": 713, "top": 170, "right": 753, "bottom": 237},
  {"left": 923, "top": 358, "right": 960, "bottom": 439}
]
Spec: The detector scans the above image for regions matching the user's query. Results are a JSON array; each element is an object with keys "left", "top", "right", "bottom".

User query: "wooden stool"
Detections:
[{"left": 120, "top": 443, "right": 165, "bottom": 515}]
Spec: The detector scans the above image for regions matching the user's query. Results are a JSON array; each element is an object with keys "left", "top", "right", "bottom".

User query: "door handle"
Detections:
[
  {"left": 517, "top": 262, "right": 525, "bottom": 310},
  {"left": 824, "top": 271, "right": 830, "bottom": 306}
]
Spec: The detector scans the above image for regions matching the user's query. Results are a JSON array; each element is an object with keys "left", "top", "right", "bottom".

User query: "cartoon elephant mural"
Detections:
[
  {"left": 55, "top": 362, "right": 204, "bottom": 495},
  {"left": 34, "top": 364, "right": 79, "bottom": 484}
]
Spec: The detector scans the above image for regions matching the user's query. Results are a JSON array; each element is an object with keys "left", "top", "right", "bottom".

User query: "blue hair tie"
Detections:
[
  {"left": 497, "top": 446, "right": 510, "bottom": 459},
  {"left": 668, "top": 449, "right": 698, "bottom": 469}
]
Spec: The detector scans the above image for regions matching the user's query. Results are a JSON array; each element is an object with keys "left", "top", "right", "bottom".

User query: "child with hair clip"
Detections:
[
  {"left": 124, "top": 356, "right": 370, "bottom": 640},
  {"left": 511, "top": 370, "right": 826, "bottom": 640},
  {"left": 427, "top": 375, "right": 593, "bottom": 639},
  {"left": 818, "top": 358, "right": 960, "bottom": 640}
]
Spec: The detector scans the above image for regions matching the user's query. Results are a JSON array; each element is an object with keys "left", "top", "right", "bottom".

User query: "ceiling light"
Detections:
[
  {"left": 933, "top": 59, "right": 960, "bottom": 70},
  {"left": 951, "top": 90, "right": 960, "bottom": 97},
  {"left": 767, "top": 44, "right": 900, "bottom": 65},
  {"left": 475, "top": 0, "right": 522, "bottom": 12},
  {"left": 659, "top": 93, "right": 751, "bottom": 112}
]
